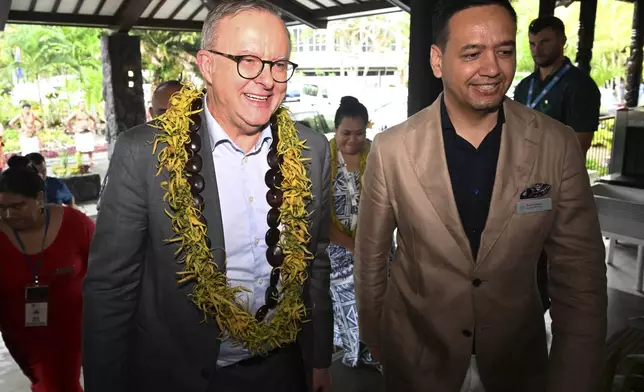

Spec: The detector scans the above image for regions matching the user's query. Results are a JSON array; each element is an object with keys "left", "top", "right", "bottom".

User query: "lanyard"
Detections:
[
  {"left": 527, "top": 63, "right": 572, "bottom": 109},
  {"left": 337, "top": 151, "right": 359, "bottom": 231},
  {"left": 12, "top": 207, "right": 50, "bottom": 286}
]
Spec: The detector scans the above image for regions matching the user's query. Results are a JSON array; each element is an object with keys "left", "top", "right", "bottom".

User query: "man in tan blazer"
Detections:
[{"left": 354, "top": 1, "right": 607, "bottom": 391}]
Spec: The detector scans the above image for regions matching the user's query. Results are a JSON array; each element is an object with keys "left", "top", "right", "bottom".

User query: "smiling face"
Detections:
[
  {"left": 431, "top": 4, "right": 516, "bottom": 113},
  {"left": 196, "top": 10, "right": 290, "bottom": 136},
  {"left": 335, "top": 116, "right": 367, "bottom": 156}
]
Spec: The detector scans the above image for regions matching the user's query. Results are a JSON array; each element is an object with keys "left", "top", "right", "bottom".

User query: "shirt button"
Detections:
[
  {"left": 243, "top": 157, "right": 248, "bottom": 164},
  {"left": 249, "top": 196, "right": 254, "bottom": 202},
  {"left": 462, "top": 330, "right": 473, "bottom": 338},
  {"left": 255, "top": 237, "right": 260, "bottom": 245},
  {"left": 473, "top": 189, "right": 479, "bottom": 195},
  {"left": 258, "top": 279, "right": 264, "bottom": 285}
]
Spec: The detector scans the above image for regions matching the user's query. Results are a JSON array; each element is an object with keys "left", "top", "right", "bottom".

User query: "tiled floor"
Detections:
[{"left": 2, "top": 241, "right": 643, "bottom": 391}]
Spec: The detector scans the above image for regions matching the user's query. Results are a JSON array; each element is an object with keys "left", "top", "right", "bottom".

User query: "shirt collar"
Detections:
[
  {"left": 203, "top": 95, "right": 273, "bottom": 153},
  {"left": 440, "top": 96, "right": 505, "bottom": 133},
  {"left": 533, "top": 56, "right": 572, "bottom": 83}
]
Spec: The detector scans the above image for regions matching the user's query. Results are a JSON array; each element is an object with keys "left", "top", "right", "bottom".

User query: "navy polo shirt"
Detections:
[
  {"left": 514, "top": 57, "right": 600, "bottom": 132},
  {"left": 441, "top": 98, "right": 504, "bottom": 259}
]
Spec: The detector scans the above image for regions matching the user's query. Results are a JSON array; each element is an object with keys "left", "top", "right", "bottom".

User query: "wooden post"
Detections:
[
  {"left": 407, "top": 0, "right": 443, "bottom": 117},
  {"left": 539, "top": 0, "right": 556, "bottom": 17},
  {"left": 575, "top": 0, "right": 598, "bottom": 74},
  {"left": 101, "top": 33, "right": 146, "bottom": 157},
  {"left": 625, "top": 0, "right": 644, "bottom": 107}
]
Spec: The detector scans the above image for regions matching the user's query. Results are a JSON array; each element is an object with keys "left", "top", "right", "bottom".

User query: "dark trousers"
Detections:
[
  {"left": 209, "top": 344, "right": 308, "bottom": 392},
  {"left": 537, "top": 250, "right": 551, "bottom": 312}
]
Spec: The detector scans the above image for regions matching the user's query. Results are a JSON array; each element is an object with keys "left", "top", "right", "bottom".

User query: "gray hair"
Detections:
[{"left": 200, "top": 0, "right": 290, "bottom": 50}]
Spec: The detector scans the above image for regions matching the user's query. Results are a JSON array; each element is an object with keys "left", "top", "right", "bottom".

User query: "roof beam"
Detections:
[
  {"left": 0, "top": 0, "right": 10, "bottom": 31},
  {"left": 7, "top": 10, "right": 204, "bottom": 31},
  {"left": 148, "top": 0, "right": 167, "bottom": 18},
  {"left": 384, "top": 0, "right": 410, "bottom": 13},
  {"left": 95, "top": 0, "right": 108, "bottom": 15},
  {"left": 188, "top": 3, "right": 206, "bottom": 20},
  {"left": 312, "top": 2, "right": 397, "bottom": 19},
  {"left": 112, "top": 0, "right": 154, "bottom": 32},
  {"left": 266, "top": 0, "right": 327, "bottom": 29},
  {"left": 169, "top": 0, "right": 191, "bottom": 19},
  {"left": 202, "top": 0, "right": 218, "bottom": 11}
]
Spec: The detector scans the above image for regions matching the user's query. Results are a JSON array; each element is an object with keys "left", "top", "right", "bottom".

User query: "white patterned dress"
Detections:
[{"left": 329, "top": 159, "right": 394, "bottom": 368}]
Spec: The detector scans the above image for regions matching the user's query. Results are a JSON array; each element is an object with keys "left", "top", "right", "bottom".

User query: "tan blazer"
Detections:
[{"left": 355, "top": 97, "right": 607, "bottom": 392}]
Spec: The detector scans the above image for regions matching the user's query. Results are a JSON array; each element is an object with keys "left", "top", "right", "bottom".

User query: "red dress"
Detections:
[{"left": 0, "top": 207, "right": 95, "bottom": 392}]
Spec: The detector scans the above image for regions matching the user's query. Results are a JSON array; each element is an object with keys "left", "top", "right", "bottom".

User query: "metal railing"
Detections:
[{"left": 586, "top": 115, "right": 615, "bottom": 180}]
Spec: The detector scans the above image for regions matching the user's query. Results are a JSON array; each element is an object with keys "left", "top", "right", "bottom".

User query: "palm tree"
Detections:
[{"left": 135, "top": 30, "right": 201, "bottom": 85}]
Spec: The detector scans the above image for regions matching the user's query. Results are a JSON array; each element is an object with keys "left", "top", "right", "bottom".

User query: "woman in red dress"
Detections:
[{"left": 0, "top": 163, "right": 94, "bottom": 392}]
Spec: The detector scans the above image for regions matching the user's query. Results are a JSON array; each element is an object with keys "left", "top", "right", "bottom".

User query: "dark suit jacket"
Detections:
[{"left": 82, "top": 110, "right": 333, "bottom": 392}]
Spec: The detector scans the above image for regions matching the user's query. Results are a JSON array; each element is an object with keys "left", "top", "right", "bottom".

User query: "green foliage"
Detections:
[
  {"left": 1, "top": 128, "right": 19, "bottom": 152},
  {"left": 514, "top": 0, "right": 634, "bottom": 86},
  {"left": 52, "top": 151, "right": 88, "bottom": 176},
  {"left": 1, "top": 127, "right": 73, "bottom": 153},
  {"left": 0, "top": 25, "right": 204, "bottom": 125},
  {"left": 0, "top": 24, "right": 103, "bottom": 117},
  {"left": 0, "top": 0, "right": 638, "bottom": 123},
  {"left": 133, "top": 30, "right": 201, "bottom": 85}
]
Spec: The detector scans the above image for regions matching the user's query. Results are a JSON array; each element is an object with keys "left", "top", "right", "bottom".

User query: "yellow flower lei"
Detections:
[
  {"left": 152, "top": 84, "right": 313, "bottom": 353},
  {"left": 329, "top": 137, "right": 370, "bottom": 239}
]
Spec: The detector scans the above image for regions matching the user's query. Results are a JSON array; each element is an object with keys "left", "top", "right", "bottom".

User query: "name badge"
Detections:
[
  {"left": 516, "top": 198, "right": 552, "bottom": 215},
  {"left": 25, "top": 286, "right": 49, "bottom": 327}
]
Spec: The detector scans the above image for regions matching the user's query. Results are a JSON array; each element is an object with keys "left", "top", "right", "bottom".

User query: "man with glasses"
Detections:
[{"left": 83, "top": 1, "right": 333, "bottom": 392}]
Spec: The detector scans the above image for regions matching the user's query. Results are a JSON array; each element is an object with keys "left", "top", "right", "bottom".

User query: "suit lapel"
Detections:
[
  {"left": 403, "top": 97, "right": 474, "bottom": 264},
  {"left": 475, "top": 100, "right": 540, "bottom": 267},
  {"left": 198, "top": 110, "right": 227, "bottom": 273}
]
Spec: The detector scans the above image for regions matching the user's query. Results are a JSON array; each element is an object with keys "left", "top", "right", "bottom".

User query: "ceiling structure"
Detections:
[{"left": 2, "top": 0, "right": 408, "bottom": 32}]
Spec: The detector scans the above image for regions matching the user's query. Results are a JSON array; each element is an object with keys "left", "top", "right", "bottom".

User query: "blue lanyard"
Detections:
[
  {"left": 527, "top": 63, "right": 572, "bottom": 109},
  {"left": 12, "top": 207, "right": 50, "bottom": 286}
]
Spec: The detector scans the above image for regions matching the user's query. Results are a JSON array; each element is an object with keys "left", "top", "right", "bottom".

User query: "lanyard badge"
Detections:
[
  {"left": 527, "top": 63, "right": 572, "bottom": 109},
  {"left": 13, "top": 207, "right": 51, "bottom": 327},
  {"left": 24, "top": 286, "right": 49, "bottom": 327}
]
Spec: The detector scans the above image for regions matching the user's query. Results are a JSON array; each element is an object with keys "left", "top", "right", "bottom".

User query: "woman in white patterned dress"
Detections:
[{"left": 328, "top": 96, "right": 394, "bottom": 368}]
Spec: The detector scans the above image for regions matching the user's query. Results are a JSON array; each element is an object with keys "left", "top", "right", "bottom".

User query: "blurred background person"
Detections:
[
  {"left": 514, "top": 16, "right": 600, "bottom": 158},
  {"left": 0, "top": 160, "right": 94, "bottom": 392},
  {"left": 65, "top": 101, "right": 98, "bottom": 166},
  {"left": 149, "top": 80, "right": 183, "bottom": 118},
  {"left": 10, "top": 153, "right": 75, "bottom": 207},
  {"left": 328, "top": 96, "right": 393, "bottom": 368},
  {"left": 9, "top": 103, "right": 43, "bottom": 155}
]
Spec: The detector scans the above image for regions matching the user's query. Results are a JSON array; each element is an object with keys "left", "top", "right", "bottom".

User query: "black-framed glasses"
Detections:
[{"left": 207, "top": 50, "right": 298, "bottom": 83}]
